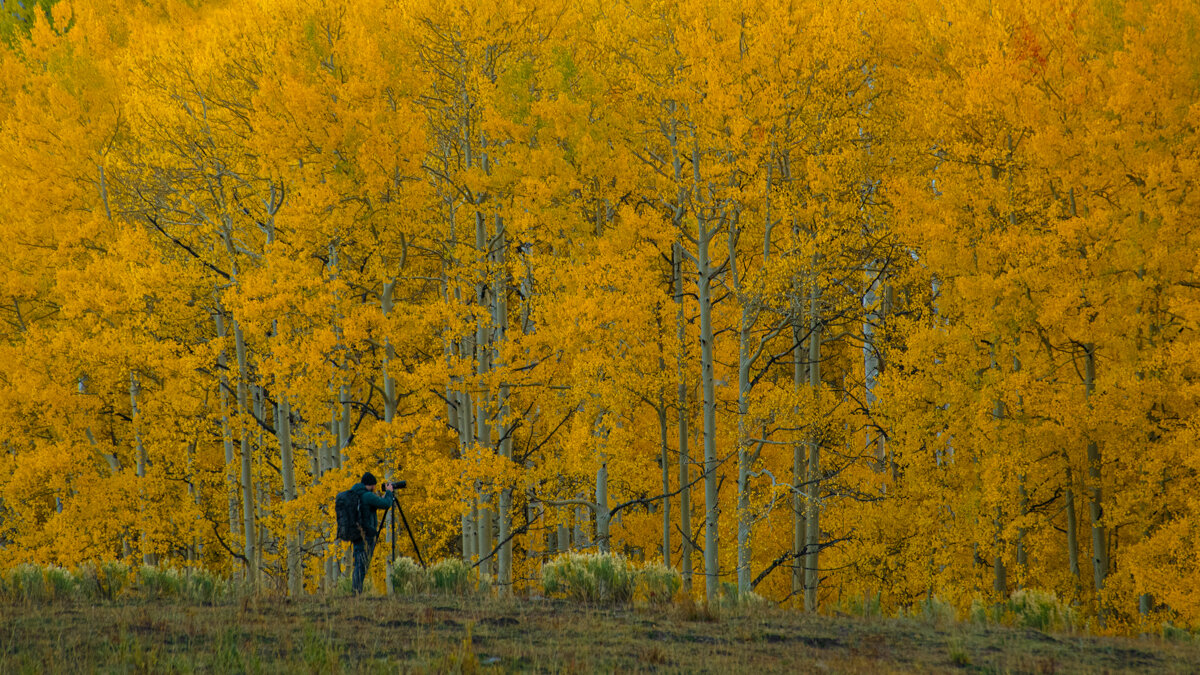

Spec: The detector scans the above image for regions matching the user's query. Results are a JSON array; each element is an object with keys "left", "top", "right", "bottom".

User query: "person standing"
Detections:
[{"left": 350, "top": 472, "right": 395, "bottom": 595}]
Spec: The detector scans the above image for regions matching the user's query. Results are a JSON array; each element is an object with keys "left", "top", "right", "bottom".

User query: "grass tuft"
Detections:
[
  {"left": 835, "top": 591, "right": 883, "bottom": 618},
  {"left": 900, "top": 594, "right": 957, "bottom": 627},
  {"left": 947, "top": 636, "right": 971, "bottom": 666}
]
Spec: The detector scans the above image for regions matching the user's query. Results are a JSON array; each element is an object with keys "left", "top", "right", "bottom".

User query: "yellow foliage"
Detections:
[{"left": 0, "top": 0, "right": 1197, "bottom": 633}]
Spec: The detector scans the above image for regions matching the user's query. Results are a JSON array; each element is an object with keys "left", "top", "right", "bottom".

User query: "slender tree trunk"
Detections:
[
  {"left": 1066, "top": 474, "right": 1081, "bottom": 582},
  {"left": 253, "top": 386, "right": 267, "bottom": 584},
  {"left": 463, "top": 499, "right": 477, "bottom": 563},
  {"left": 863, "top": 275, "right": 884, "bottom": 473},
  {"left": 233, "top": 321, "right": 258, "bottom": 588},
  {"left": 80, "top": 378, "right": 120, "bottom": 474},
  {"left": 674, "top": 241, "right": 692, "bottom": 590},
  {"left": 793, "top": 322, "right": 807, "bottom": 601},
  {"left": 596, "top": 460, "right": 610, "bottom": 553},
  {"left": 1085, "top": 344, "right": 1108, "bottom": 620},
  {"left": 573, "top": 496, "right": 591, "bottom": 549},
  {"left": 991, "top": 347, "right": 1007, "bottom": 596},
  {"left": 1014, "top": 354, "right": 1027, "bottom": 584},
  {"left": 804, "top": 278, "right": 822, "bottom": 612},
  {"left": 494, "top": 214, "right": 514, "bottom": 593},
  {"left": 130, "top": 372, "right": 155, "bottom": 566},
  {"left": 557, "top": 520, "right": 569, "bottom": 553},
  {"left": 1016, "top": 480, "right": 1028, "bottom": 585},
  {"left": 338, "top": 383, "right": 351, "bottom": 466},
  {"left": 278, "top": 393, "right": 300, "bottom": 596},
  {"left": 658, "top": 397, "right": 671, "bottom": 564},
  {"left": 697, "top": 210, "right": 719, "bottom": 604},
  {"left": 993, "top": 505, "right": 1008, "bottom": 595},
  {"left": 732, "top": 218, "right": 756, "bottom": 596},
  {"left": 477, "top": 494, "right": 493, "bottom": 574}
]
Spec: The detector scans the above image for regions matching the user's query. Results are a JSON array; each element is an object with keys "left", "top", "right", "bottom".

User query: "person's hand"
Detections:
[{"left": 385, "top": 482, "right": 394, "bottom": 492}]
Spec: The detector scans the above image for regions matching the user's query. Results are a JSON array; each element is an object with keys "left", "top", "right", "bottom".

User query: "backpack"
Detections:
[{"left": 334, "top": 489, "right": 365, "bottom": 543}]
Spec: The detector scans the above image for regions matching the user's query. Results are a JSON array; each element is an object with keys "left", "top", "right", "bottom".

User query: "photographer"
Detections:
[{"left": 348, "top": 472, "right": 399, "bottom": 595}]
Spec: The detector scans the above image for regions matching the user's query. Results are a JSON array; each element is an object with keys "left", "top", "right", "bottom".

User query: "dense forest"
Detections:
[{"left": 1, "top": 0, "right": 1197, "bottom": 633}]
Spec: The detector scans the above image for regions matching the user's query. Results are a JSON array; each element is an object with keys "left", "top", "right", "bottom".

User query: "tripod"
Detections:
[{"left": 367, "top": 498, "right": 426, "bottom": 580}]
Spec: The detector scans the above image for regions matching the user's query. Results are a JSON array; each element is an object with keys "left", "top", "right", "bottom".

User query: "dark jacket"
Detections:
[{"left": 350, "top": 483, "right": 394, "bottom": 541}]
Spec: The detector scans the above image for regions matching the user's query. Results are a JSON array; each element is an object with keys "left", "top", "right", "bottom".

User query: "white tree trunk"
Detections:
[
  {"left": 792, "top": 323, "right": 807, "bottom": 601},
  {"left": 1085, "top": 345, "right": 1108, "bottom": 619},
  {"left": 804, "top": 280, "right": 822, "bottom": 612},
  {"left": 380, "top": 278, "right": 397, "bottom": 594},
  {"left": 573, "top": 497, "right": 590, "bottom": 549},
  {"left": 596, "top": 461, "right": 610, "bottom": 553},
  {"left": 733, "top": 220, "right": 754, "bottom": 596},
  {"left": 697, "top": 204, "right": 719, "bottom": 604},
  {"left": 1066, "top": 474, "right": 1081, "bottom": 582},
  {"left": 674, "top": 241, "right": 693, "bottom": 590},
  {"left": 233, "top": 320, "right": 258, "bottom": 587},
  {"left": 130, "top": 372, "right": 154, "bottom": 566},
  {"left": 991, "top": 346, "right": 1007, "bottom": 596},
  {"left": 658, "top": 398, "right": 671, "bottom": 564},
  {"left": 278, "top": 393, "right": 301, "bottom": 596},
  {"left": 863, "top": 273, "right": 885, "bottom": 472},
  {"left": 493, "top": 215, "right": 513, "bottom": 594}
]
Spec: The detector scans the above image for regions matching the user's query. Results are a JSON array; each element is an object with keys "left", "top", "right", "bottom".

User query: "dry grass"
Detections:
[{"left": 1, "top": 594, "right": 1197, "bottom": 673}]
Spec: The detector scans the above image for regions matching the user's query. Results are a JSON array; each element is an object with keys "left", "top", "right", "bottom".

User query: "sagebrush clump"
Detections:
[
  {"left": 636, "top": 562, "right": 682, "bottom": 606},
  {"left": 389, "top": 557, "right": 429, "bottom": 596},
  {"left": 429, "top": 558, "right": 474, "bottom": 596},
  {"left": 0, "top": 564, "right": 229, "bottom": 604},
  {"left": 542, "top": 553, "right": 686, "bottom": 606}
]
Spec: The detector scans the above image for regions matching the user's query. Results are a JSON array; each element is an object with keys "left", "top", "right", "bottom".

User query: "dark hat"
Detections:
[{"left": 361, "top": 472, "right": 377, "bottom": 486}]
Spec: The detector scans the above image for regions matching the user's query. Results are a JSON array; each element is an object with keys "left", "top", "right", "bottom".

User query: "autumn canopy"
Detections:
[{"left": 1, "top": 0, "right": 1197, "bottom": 632}]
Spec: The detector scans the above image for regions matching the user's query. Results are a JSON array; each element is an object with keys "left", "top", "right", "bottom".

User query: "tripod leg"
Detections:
[{"left": 396, "top": 504, "right": 426, "bottom": 568}]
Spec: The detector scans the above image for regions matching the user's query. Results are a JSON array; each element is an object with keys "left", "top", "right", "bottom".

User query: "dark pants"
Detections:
[{"left": 351, "top": 536, "right": 377, "bottom": 595}]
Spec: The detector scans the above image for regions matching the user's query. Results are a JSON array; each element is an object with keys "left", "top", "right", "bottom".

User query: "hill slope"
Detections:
[{"left": 2, "top": 596, "right": 1197, "bottom": 673}]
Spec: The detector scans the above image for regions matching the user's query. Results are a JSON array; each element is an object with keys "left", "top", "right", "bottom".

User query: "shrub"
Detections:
[
  {"left": 968, "top": 589, "right": 1076, "bottom": 633},
  {"left": 1, "top": 563, "right": 225, "bottom": 605},
  {"left": 389, "top": 557, "right": 429, "bottom": 596},
  {"left": 429, "top": 558, "right": 473, "bottom": 596},
  {"left": 922, "top": 595, "right": 957, "bottom": 626},
  {"left": 969, "top": 598, "right": 1002, "bottom": 625},
  {"left": 542, "top": 552, "right": 634, "bottom": 604},
  {"left": 7, "top": 564, "right": 48, "bottom": 604},
  {"left": 1162, "top": 623, "right": 1198, "bottom": 643},
  {"left": 99, "top": 561, "right": 132, "bottom": 600},
  {"left": 542, "top": 554, "right": 594, "bottom": 601},
  {"left": 899, "top": 595, "right": 956, "bottom": 626},
  {"left": 179, "top": 568, "right": 226, "bottom": 604},
  {"left": 76, "top": 562, "right": 102, "bottom": 601},
  {"left": 1006, "top": 589, "right": 1075, "bottom": 633},
  {"left": 44, "top": 566, "right": 77, "bottom": 602},
  {"left": 836, "top": 592, "right": 883, "bottom": 618},
  {"left": 136, "top": 565, "right": 182, "bottom": 600},
  {"left": 636, "top": 562, "right": 682, "bottom": 606},
  {"left": 714, "top": 581, "right": 770, "bottom": 610}
]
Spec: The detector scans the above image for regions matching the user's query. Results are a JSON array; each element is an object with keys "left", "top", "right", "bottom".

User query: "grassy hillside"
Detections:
[{"left": 3, "top": 595, "right": 1198, "bottom": 673}]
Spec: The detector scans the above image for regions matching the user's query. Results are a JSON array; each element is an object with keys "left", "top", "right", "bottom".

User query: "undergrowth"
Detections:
[{"left": 1, "top": 563, "right": 233, "bottom": 604}]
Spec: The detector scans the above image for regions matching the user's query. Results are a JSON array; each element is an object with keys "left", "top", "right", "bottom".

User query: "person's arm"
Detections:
[{"left": 361, "top": 487, "right": 394, "bottom": 510}]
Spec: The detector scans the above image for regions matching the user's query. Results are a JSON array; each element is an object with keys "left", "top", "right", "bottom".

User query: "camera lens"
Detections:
[{"left": 395, "top": 480, "right": 407, "bottom": 489}]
